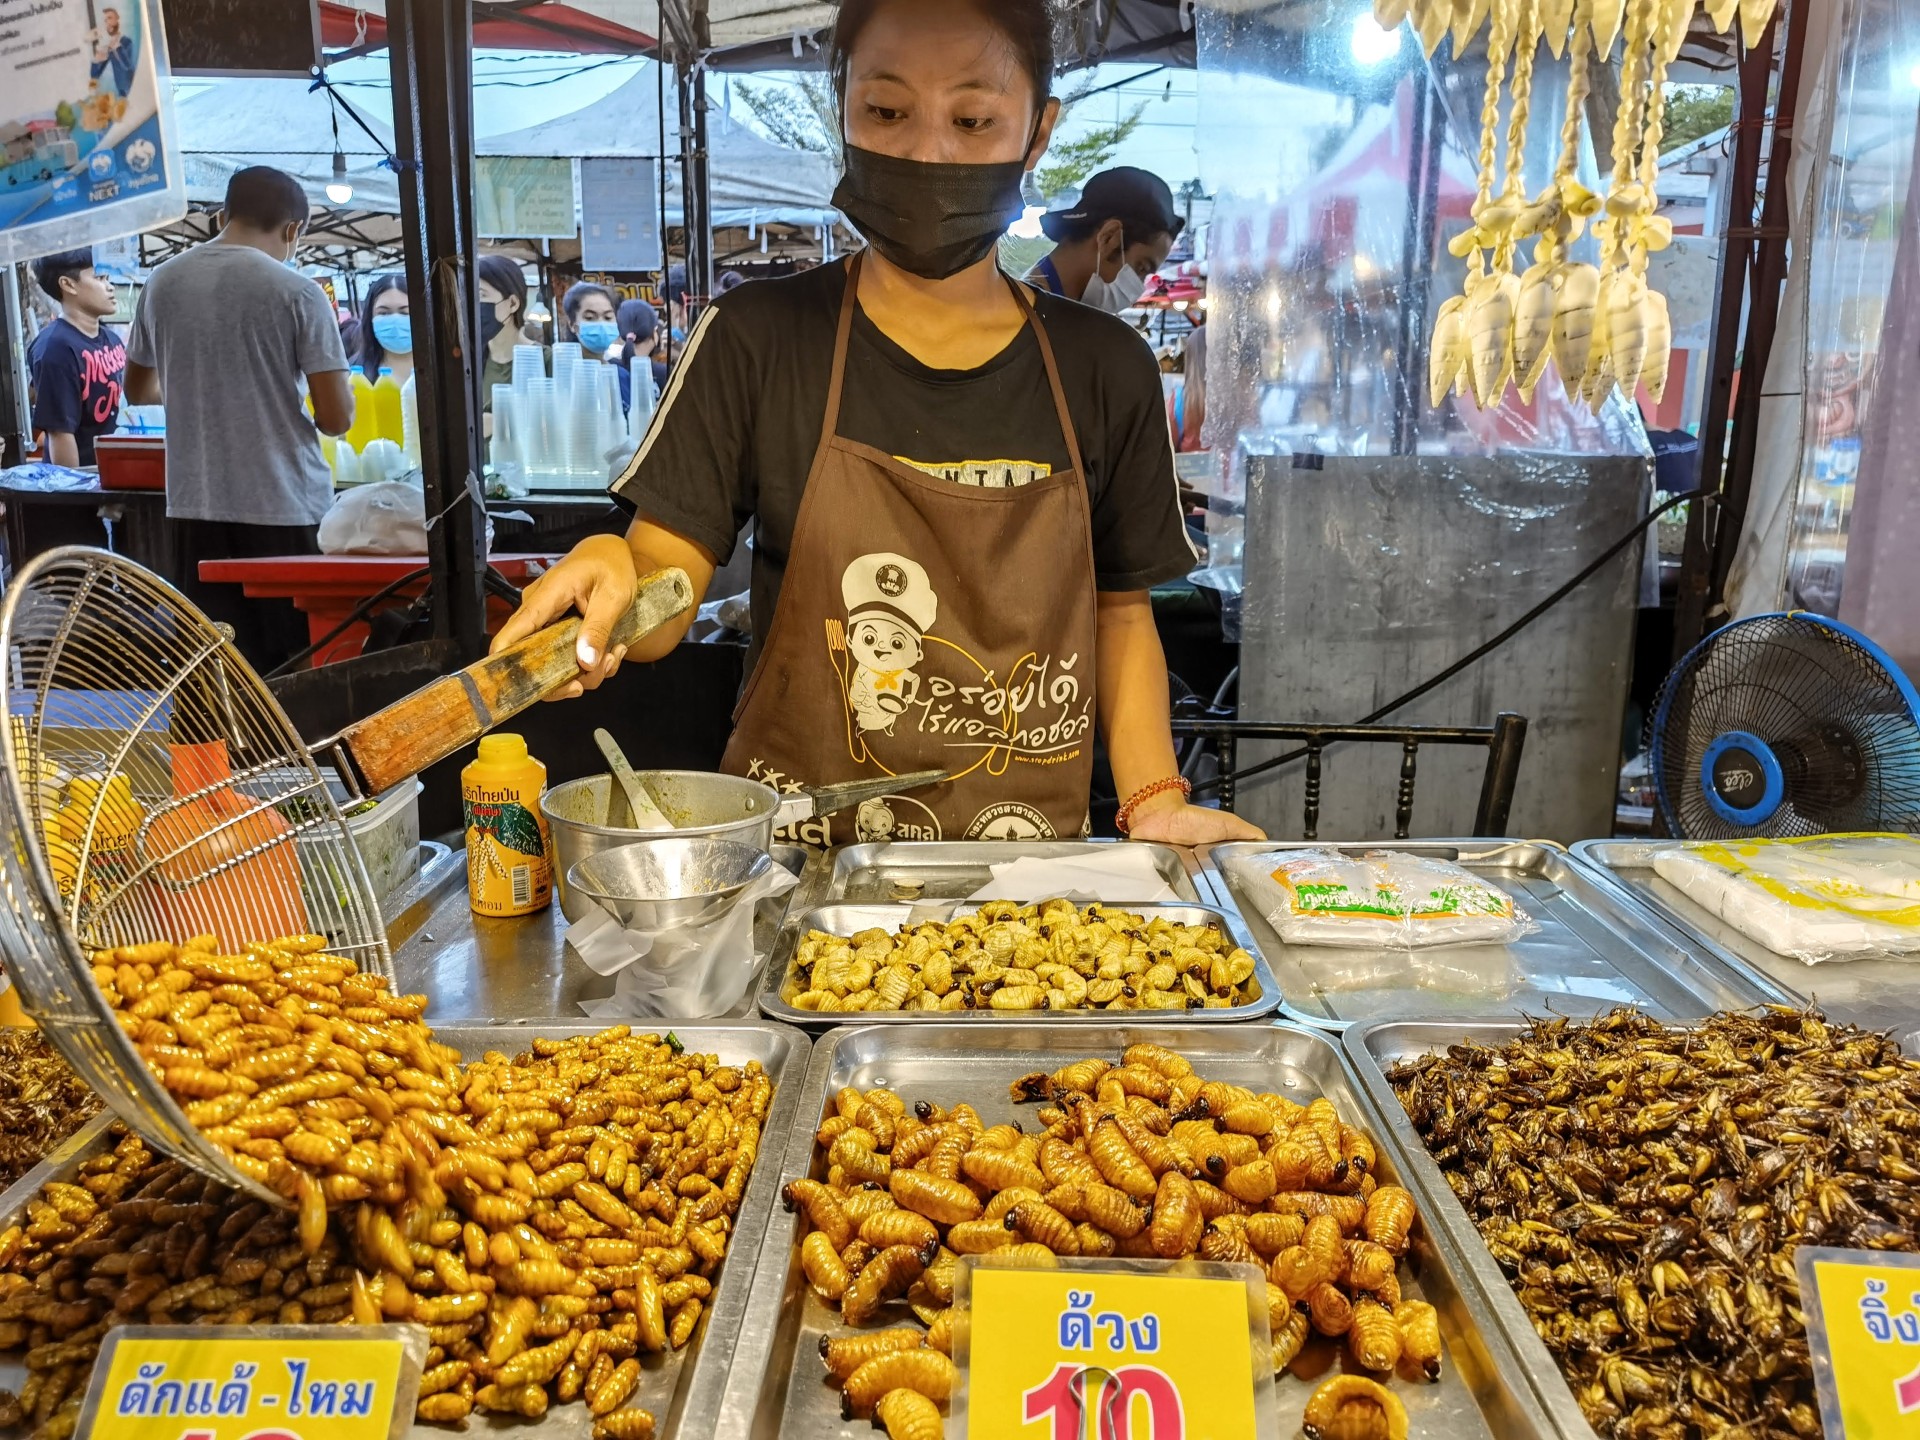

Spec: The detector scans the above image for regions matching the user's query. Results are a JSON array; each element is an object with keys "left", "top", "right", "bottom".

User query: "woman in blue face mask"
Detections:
[
  {"left": 354, "top": 272, "right": 414, "bottom": 388},
  {"left": 563, "top": 282, "right": 622, "bottom": 360},
  {"left": 490, "top": 0, "right": 1265, "bottom": 849}
]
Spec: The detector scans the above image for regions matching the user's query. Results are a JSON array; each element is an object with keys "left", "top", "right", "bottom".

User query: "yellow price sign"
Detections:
[
  {"left": 1796, "top": 1247, "right": 1920, "bottom": 1438},
  {"left": 76, "top": 1325, "right": 427, "bottom": 1440},
  {"left": 955, "top": 1257, "right": 1275, "bottom": 1440}
]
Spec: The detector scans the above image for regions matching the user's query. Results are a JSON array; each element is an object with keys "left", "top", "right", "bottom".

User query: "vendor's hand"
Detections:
[
  {"left": 491, "top": 533, "right": 638, "bottom": 700},
  {"left": 1125, "top": 793, "right": 1266, "bottom": 846}
]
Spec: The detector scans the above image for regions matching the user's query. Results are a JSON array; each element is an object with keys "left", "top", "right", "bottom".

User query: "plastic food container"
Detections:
[
  {"left": 93, "top": 435, "right": 166, "bottom": 491},
  {"left": 238, "top": 767, "right": 422, "bottom": 907}
]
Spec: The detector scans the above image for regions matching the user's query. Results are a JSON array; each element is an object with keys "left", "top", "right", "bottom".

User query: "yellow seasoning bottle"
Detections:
[{"left": 462, "top": 734, "right": 553, "bottom": 916}]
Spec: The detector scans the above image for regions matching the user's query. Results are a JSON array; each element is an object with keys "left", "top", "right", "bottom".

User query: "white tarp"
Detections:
[
  {"left": 478, "top": 64, "right": 840, "bottom": 229},
  {"left": 174, "top": 77, "right": 400, "bottom": 214},
  {"left": 163, "top": 65, "right": 839, "bottom": 234},
  {"left": 1723, "top": 0, "right": 1848, "bottom": 622}
]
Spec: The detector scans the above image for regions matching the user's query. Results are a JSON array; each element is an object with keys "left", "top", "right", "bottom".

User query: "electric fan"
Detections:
[{"left": 1649, "top": 613, "right": 1920, "bottom": 840}]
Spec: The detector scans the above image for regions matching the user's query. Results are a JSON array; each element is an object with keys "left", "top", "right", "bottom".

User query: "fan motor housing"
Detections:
[{"left": 1701, "top": 730, "right": 1786, "bottom": 827}]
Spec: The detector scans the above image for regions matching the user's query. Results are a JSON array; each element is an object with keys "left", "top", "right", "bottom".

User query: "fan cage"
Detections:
[
  {"left": 1651, "top": 612, "right": 1920, "bottom": 841},
  {"left": 0, "top": 548, "right": 392, "bottom": 1204}
]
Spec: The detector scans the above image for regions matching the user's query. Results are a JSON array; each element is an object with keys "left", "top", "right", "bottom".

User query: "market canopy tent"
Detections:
[
  {"left": 150, "top": 77, "right": 406, "bottom": 261},
  {"left": 313, "top": 0, "right": 1194, "bottom": 66},
  {"left": 478, "top": 67, "right": 839, "bottom": 229},
  {"left": 138, "top": 64, "right": 839, "bottom": 257}
]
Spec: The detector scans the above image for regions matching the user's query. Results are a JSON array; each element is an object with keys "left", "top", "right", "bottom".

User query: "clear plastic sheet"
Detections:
[
  {"left": 1228, "top": 845, "right": 1535, "bottom": 950},
  {"left": 1650, "top": 834, "right": 1920, "bottom": 965},
  {"left": 1192, "top": 6, "right": 1654, "bottom": 710}
]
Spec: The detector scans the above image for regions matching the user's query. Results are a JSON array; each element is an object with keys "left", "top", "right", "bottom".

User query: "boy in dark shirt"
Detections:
[{"left": 28, "top": 249, "right": 125, "bottom": 468}]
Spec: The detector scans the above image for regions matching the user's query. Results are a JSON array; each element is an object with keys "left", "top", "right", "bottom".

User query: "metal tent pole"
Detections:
[{"left": 387, "top": 0, "right": 488, "bottom": 658}]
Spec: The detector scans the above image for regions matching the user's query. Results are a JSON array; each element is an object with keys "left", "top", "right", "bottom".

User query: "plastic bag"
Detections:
[
  {"left": 1651, "top": 835, "right": 1920, "bottom": 964},
  {"left": 1232, "top": 847, "right": 1530, "bottom": 949},
  {"left": 319, "top": 481, "right": 428, "bottom": 555},
  {"left": 565, "top": 864, "right": 799, "bottom": 1019}
]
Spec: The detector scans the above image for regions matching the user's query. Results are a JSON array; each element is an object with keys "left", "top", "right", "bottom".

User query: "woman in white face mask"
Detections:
[{"left": 1027, "top": 166, "right": 1183, "bottom": 314}]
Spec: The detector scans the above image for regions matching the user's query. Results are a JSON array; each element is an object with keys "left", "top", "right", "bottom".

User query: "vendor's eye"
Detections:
[
  {"left": 954, "top": 116, "right": 992, "bottom": 132},
  {"left": 867, "top": 105, "right": 905, "bottom": 124}
]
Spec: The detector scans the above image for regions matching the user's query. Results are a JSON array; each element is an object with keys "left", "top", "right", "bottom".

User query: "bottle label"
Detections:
[{"left": 463, "top": 780, "right": 552, "bottom": 916}]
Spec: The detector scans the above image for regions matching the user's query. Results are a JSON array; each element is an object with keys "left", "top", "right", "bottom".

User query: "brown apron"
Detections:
[{"left": 720, "top": 253, "right": 1099, "bottom": 847}]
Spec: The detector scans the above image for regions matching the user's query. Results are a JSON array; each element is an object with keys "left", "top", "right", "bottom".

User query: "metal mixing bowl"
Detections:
[
  {"left": 567, "top": 838, "right": 772, "bottom": 930},
  {"left": 541, "top": 771, "right": 779, "bottom": 920}
]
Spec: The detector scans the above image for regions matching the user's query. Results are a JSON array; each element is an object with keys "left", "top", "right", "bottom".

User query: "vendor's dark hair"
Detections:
[
  {"left": 354, "top": 272, "right": 410, "bottom": 378},
  {"left": 31, "top": 249, "right": 94, "bottom": 301},
  {"left": 224, "top": 166, "right": 309, "bottom": 230},
  {"left": 562, "top": 281, "right": 617, "bottom": 324},
  {"left": 830, "top": 0, "right": 1055, "bottom": 106},
  {"left": 476, "top": 254, "right": 528, "bottom": 328}
]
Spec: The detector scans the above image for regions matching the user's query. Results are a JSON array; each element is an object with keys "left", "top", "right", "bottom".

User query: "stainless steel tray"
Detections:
[
  {"left": 0, "top": 1023, "right": 811, "bottom": 1440},
  {"left": 758, "top": 900, "right": 1283, "bottom": 1026},
  {"left": 1570, "top": 837, "right": 1918, "bottom": 1032},
  {"left": 1200, "top": 840, "right": 1783, "bottom": 1031},
  {"left": 819, "top": 840, "right": 1201, "bottom": 903},
  {"left": 721, "top": 1021, "right": 1554, "bottom": 1439},
  {"left": 1344, "top": 1021, "right": 1617, "bottom": 1440}
]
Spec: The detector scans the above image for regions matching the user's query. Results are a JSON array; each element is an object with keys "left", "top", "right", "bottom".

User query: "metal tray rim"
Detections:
[
  {"left": 721, "top": 1019, "right": 1561, "bottom": 1440},
  {"left": 823, "top": 839, "right": 1201, "bottom": 903},
  {"left": 0, "top": 1110, "right": 116, "bottom": 1230},
  {"left": 0, "top": 1023, "right": 814, "bottom": 1440},
  {"left": 755, "top": 897, "right": 1283, "bottom": 1027},
  {"left": 1198, "top": 838, "right": 1789, "bottom": 1031},
  {"left": 1566, "top": 838, "right": 1831, "bottom": 1011},
  {"left": 1342, "top": 1018, "right": 1610, "bottom": 1440}
]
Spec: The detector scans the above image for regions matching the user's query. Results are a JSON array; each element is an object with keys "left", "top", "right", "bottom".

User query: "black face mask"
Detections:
[
  {"left": 480, "top": 303, "right": 507, "bottom": 347},
  {"left": 832, "top": 143, "right": 1028, "bottom": 281}
]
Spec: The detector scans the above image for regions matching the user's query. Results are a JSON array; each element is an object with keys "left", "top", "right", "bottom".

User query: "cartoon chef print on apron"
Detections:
[{"left": 720, "top": 253, "right": 1101, "bottom": 847}]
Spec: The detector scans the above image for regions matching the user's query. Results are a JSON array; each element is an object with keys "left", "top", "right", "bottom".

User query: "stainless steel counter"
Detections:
[{"left": 387, "top": 843, "right": 803, "bottom": 1023}]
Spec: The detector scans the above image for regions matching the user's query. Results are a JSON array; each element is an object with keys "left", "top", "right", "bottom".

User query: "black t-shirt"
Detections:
[
  {"left": 610, "top": 261, "right": 1195, "bottom": 661},
  {"left": 28, "top": 317, "right": 125, "bottom": 466}
]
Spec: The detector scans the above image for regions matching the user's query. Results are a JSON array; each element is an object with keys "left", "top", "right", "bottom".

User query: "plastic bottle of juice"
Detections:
[
  {"left": 60, "top": 774, "right": 147, "bottom": 921},
  {"left": 373, "top": 366, "right": 406, "bottom": 447},
  {"left": 462, "top": 735, "right": 553, "bottom": 917},
  {"left": 344, "top": 371, "right": 377, "bottom": 454}
]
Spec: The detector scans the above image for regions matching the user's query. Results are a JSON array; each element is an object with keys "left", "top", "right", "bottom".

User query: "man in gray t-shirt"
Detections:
[{"left": 126, "top": 167, "right": 355, "bottom": 669}]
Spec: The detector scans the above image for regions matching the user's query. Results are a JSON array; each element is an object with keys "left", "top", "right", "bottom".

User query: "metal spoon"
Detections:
[{"left": 593, "top": 729, "right": 675, "bottom": 831}]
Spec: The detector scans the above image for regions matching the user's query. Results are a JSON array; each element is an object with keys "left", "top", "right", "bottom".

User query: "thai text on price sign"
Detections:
[
  {"left": 75, "top": 1324, "right": 426, "bottom": 1440},
  {"left": 1796, "top": 1246, "right": 1920, "bottom": 1438},
  {"left": 956, "top": 1257, "right": 1276, "bottom": 1440}
]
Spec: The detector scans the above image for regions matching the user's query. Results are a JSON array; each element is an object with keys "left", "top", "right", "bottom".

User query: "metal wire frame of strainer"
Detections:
[{"left": 0, "top": 549, "right": 392, "bottom": 1206}]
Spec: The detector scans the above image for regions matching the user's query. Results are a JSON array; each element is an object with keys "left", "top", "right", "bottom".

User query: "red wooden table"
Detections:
[{"left": 197, "top": 554, "right": 560, "bottom": 667}]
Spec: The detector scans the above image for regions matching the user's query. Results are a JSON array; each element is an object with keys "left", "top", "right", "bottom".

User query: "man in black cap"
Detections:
[{"left": 1027, "top": 166, "right": 1184, "bottom": 314}]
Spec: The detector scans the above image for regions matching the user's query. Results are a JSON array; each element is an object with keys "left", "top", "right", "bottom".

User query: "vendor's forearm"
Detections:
[
  {"left": 46, "top": 432, "right": 79, "bottom": 468},
  {"left": 623, "top": 518, "right": 717, "bottom": 662},
  {"left": 1095, "top": 589, "right": 1182, "bottom": 799}
]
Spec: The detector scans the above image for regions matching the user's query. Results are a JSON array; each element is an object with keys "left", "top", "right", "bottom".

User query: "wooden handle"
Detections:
[{"left": 330, "top": 568, "right": 694, "bottom": 796}]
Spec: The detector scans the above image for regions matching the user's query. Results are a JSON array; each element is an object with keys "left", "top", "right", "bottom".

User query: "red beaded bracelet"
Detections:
[{"left": 1115, "top": 776, "right": 1192, "bottom": 835}]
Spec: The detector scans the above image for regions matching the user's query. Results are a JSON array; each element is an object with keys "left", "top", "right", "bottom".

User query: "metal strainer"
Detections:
[{"left": 0, "top": 548, "right": 692, "bottom": 1205}]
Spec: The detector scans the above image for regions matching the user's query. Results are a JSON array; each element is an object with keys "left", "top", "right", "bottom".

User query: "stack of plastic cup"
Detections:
[
  {"left": 400, "top": 375, "right": 421, "bottom": 467},
  {"left": 600, "top": 364, "right": 627, "bottom": 465},
  {"left": 629, "top": 357, "right": 657, "bottom": 442},
  {"left": 511, "top": 344, "right": 545, "bottom": 389},
  {"left": 521, "top": 378, "right": 558, "bottom": 489},
  {"left": 490, "top": 385, "right": 525, "bottom": 494},
  {"left": 552, "top": 344, "right": 579, "bottom": 404},
  {"left": 568, "top": 361, "right": 605, "bottom": 487}
]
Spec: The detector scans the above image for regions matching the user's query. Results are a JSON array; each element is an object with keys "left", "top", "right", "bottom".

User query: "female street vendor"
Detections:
[{"left": 491, "top": 0, "right": 1261, "bottom": 849}]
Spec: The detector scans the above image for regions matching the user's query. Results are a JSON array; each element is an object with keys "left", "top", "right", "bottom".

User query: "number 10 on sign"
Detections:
[{"left": 958, "top": 1260, "right": 1276, "bottom": 1440}]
